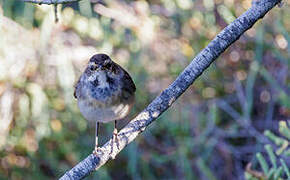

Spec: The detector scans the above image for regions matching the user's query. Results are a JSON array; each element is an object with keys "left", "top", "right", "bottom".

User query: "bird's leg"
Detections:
[
  {"left": 110, "top": 120, "right": 120, "bottom": 159},
  {"left": 93, "top": 122, "right": 100, "bottom": 156},
  {"left": 113, "top": 120, "right": 120, "bottom": 150}
]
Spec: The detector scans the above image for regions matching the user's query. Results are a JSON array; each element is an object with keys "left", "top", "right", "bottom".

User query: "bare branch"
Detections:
[
  {"left": 22, "top": 0, "right": 81, "bottom": 5},
  {"left": 59, "top": 0, "right": 282, "bottom": 179}
]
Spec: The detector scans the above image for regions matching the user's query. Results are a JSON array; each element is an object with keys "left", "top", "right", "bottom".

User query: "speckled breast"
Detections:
[{"left": 77, "top": 81, "right": 131, "bottom": 123}]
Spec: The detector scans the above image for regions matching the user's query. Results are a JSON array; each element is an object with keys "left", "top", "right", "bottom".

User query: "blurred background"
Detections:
[{"left": 0, "top": 0, "right": 289, "bottom": 179}]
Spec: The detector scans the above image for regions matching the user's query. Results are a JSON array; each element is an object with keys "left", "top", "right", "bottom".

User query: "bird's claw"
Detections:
[
  {"left": 110, "top": 131, "right": 120, "bottom": 159},
  {"left": 93, "top": 146, "right": 102, "bottom": 156}
]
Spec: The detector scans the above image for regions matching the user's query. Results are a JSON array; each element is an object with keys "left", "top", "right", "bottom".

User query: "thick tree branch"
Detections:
[
  {"left": 22, "top": 0, "right": 81, "bottom": 5},
  {"left": 59, "top": 0, "right": 282, "bottom": 179}
]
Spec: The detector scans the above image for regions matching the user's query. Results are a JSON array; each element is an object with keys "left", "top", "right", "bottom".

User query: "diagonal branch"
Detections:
[
  {"left": 22, "top": 0, "right": 81, "bottom": 5},
  {"left": 58, "top": 0, "right": 282, "bottom": 179}
]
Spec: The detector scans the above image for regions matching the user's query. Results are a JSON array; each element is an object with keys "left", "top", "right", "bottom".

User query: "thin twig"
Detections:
[
  {"left": 54, "top": 4, "right": 58, "bottom": 23},
  {"left": 58, "top": 0, "right": 282, "bottom": 179},
  {"left": 22, "top": 0, "right": 81, "bottom": 5}
]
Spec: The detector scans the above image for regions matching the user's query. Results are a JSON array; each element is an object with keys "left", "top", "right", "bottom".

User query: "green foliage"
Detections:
[{"left": 246, "top": 121, "right": 290, "bottom": 180}]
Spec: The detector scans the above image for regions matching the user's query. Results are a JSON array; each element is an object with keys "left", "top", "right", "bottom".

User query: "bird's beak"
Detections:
[
  {"left": 100, "top": 64, "right": 106, "bottom": 70},
  {"left": 97, "top": 65, "right": 103, "bottom": 71}
]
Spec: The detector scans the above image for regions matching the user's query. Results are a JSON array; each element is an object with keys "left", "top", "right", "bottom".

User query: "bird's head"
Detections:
[{"left": 87, "top": 54, "right": 117, "bottom": 74}]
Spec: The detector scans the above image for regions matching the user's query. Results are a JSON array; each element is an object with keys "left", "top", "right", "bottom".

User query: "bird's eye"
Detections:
[
  {"left": 103, "top": 61, "right": 111, "bottom": 69},
  {"left": 90, "top": 65, "right": 97, "bottom": 71},
  {"left": 111, "top": 66, "right": 117, "bottom": 74},
  {"left": 105, "top": 63, "right": 111, "bottom": 69}
]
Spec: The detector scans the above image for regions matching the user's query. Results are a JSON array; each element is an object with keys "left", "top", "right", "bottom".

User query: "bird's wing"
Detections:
[
  {"left": 74, "top": 77, "right": 81, "bottom": 99},
  {"left": 120, "top": 66, "right": 136, "bottom": 100}
]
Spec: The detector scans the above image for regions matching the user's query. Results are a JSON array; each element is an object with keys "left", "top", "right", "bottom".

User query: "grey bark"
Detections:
[{"left": 23, "top": 0, "right": 281, "bottom": 179}]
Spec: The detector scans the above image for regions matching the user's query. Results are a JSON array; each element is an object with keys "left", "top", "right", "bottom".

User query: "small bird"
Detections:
[{"left": 74, "top": 54, "right": 136, "bottom": 157}]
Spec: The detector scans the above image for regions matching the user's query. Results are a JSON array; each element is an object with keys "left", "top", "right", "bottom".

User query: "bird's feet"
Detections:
[
  {"left": 110, "top": 129, "right": 120, "bottom": 159},
  {"left": 92, "top": 146, "right": 102, "bottom": 156}
]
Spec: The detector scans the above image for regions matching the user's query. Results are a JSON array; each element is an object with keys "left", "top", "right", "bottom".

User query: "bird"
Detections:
[{"left": 74, "top": 53, "right": 136, "bottom": 158}]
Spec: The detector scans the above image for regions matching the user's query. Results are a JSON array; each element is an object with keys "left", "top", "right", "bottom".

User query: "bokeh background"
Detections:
[{"left": 0, "top": 0, "right": 289, "bottom": 179}]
